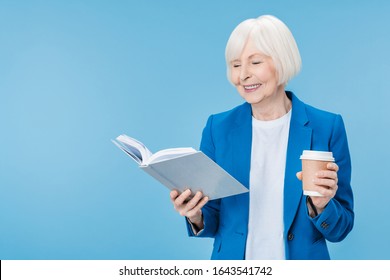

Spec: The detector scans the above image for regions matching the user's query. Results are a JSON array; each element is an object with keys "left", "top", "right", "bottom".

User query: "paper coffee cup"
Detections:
[{"left": 300, "top": 150, "right": 335, "bottom": 197}]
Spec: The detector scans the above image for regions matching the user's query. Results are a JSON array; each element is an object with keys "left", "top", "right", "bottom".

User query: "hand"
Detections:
[
  {"left": 170, "top": 189, "right": 209, "bottom": 230},
  {"left": 296, "top": 162, "right": 339, "bottom": 215}
]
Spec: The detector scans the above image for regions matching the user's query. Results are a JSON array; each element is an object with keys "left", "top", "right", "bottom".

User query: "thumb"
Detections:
[{"left": 296, "top": 171, "right": 303, "bottom": 181}]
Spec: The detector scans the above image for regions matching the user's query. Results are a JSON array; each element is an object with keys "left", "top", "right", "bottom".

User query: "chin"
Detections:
[{"left": 242, "top": 94, "right": 263, "bottom": 104}]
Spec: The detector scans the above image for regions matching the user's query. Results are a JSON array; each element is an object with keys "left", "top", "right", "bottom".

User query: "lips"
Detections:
[{"left": 243, "top": 83, "right": 261, "bottom": 92}]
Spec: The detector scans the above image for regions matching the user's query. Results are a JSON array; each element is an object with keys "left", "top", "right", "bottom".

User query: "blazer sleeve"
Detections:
[
  {"left": 311, "top": 114, "right": 354, "bottom": 242},
  {"left": 186, "top": 115, "right": 221, "bottom": 237}
]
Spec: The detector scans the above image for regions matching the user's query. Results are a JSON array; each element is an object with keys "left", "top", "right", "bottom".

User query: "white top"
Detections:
[{"left": 245, "top": 109, "right": 292, "bottom": 260}]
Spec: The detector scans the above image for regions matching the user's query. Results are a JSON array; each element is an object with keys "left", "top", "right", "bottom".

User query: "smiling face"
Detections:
[{"left": 230, "top": 38, "right": 282, "bottom": 109}]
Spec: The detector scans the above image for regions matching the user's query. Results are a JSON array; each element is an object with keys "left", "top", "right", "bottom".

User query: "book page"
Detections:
[
  {"left": 146, "top": 147, "right": 197, "bottom": 165},
  {"left": 115, "top": 135, "right": 153, "bottom": 165},
  {"left": 112, "top": 139, "right": 143, "bottom": 164}
]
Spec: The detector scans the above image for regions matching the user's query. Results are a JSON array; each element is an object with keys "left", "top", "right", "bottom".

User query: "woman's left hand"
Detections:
[{"left": 296, "top": 162, "right": 339, "bottom": 215}]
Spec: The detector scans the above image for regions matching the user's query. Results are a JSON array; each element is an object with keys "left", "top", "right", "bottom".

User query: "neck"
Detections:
[{"left": 251, "top": 85, "right": 291, "bottom": 121}]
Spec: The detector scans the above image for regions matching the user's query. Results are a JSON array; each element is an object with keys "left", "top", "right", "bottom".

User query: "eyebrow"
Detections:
[
  {"left": 231, "top": 53, "right": 265, "bottom": 62},
  {"left": 247, "top": 53, "right": 265, "bottom": 59}
]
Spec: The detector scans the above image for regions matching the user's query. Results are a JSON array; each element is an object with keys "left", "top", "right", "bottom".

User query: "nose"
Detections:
[{"left": 240, "top": 64, "right": 251, "bottom": 81}]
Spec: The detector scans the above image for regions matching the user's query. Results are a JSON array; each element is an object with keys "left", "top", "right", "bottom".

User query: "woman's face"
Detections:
[{"left": 230, "top": 39, "right": 280, "bottom": 106}]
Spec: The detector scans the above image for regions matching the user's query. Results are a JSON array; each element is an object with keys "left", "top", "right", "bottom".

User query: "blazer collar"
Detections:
[{"left": 286, "top": 91, "right": 309, "bottom": 126}]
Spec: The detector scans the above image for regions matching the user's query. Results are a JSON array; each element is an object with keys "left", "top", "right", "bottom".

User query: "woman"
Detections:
[{"left": 170, "top": 15, "right": 354, "bottom": 260}]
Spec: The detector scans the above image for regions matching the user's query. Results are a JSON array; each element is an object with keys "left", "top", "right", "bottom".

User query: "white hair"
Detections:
[{"left": 225, "top": 15, "right": 302, "bottom": 85}]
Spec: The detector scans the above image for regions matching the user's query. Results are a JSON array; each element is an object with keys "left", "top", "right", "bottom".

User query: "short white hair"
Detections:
[{"left": 225, "top": 15, "right": 301, "bottom": 85}]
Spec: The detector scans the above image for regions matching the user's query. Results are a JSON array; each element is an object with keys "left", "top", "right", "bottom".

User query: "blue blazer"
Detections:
[{"left": 186, "top": 91, "right": 354, "bottom": 260}]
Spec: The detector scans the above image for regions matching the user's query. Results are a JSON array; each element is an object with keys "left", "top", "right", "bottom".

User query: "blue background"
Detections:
[{"left": 1, "top": 0, "right": 389, "bottom": 260}]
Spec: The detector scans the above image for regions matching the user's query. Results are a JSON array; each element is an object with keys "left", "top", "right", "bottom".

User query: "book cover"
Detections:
[{"left": 112, "top": 134, "right": 249, "bottom": 200}]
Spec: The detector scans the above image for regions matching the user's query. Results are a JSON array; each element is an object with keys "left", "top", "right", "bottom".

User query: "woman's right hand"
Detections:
[{"left": 170, "top": 189, "right": 209, "bottom": 231}]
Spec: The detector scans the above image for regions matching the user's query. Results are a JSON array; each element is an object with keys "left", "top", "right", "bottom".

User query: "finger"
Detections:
[
  {"left": 313, "top": 177, "right": 338, "bottom": 190},
  {"left": 170, "top": 190, "right": 179, "bottom": 201},
  {"left": 184, "top": 191, "right": 204, "bottom": 211},
  {"left": 174, "top": 189, "right": 192, "bottom": 206},
  {"left": 187, "top": 196, "right": 209, "bottom": 217},
  {"left": 312, "top": 185, "right": 336, "bottom": 198},
  {"left": 296, "top": 171, "right": 303, "bottom": 181},
  {"left": 327, "top": 162, "right": 339, "bottom": 172},
  {"left": 316, "top": 170, "right": 338, "bottom": 180}
]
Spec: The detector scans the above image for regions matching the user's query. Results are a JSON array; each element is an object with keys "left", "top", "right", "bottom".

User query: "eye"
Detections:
[
  {"left": 233, "top": 63, "right": 241, "bottom": 68},
  {"left": 252, "top": 61, "right": 262, "bottom": 65}
]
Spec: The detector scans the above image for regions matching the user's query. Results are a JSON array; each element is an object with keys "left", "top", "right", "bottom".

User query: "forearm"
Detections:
[
  {"left": 186, "top": 200, "right": 220, "bottom": 237},
  {"left": 187, "top": 212, "right": 204, "bottom": 232}
]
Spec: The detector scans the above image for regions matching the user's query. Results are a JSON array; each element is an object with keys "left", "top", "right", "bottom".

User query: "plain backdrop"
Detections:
[{"left": 1, "top": 0, "right": 389, "bottom": 259}]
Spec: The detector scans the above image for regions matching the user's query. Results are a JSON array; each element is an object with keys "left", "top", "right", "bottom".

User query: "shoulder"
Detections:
[
  {"left": 206, "top": 102, "right": 251, "bottom": 128},
  {"left": 289, "top": 91, "right": 341, "bottom": 128},
  {"left": 290, "top": 92, "right": 348, "bottom": 150},
  {"left": 305, "top": 103, "right": 340, "bottom": 125},
  {"left": 306, "top": 103, "right": 346, "bottom": 143},
  {"left": 200, "top": 102, "right": 251, "bottom": 159}
]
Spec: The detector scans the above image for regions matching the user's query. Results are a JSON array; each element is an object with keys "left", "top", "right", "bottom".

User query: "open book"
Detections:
[{"left": 112, "top": 134, "right": 248, "bottom": 200}]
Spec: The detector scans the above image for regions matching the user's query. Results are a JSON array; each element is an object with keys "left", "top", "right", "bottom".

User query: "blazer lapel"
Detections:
[
  {"left": 229, "top": 103, "right": 252, "bottom": 230},
  {"left": 284, "top": 92, "right": 312, "bottom": 232},
  {"left": 231, "top": 102, "right": 252, "bottom": 189}
]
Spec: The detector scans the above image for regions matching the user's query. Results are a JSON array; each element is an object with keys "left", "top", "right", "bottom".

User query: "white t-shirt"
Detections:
[{"left": 245, "top": 109, "right": 291, "bottom": 260}]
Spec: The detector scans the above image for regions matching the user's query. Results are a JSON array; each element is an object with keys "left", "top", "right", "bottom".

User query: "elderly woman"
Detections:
[{"left": 170, "top": 15, "right": 354, "bottom": 260}]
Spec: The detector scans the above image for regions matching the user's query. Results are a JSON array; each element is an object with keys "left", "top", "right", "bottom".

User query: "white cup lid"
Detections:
[{"left": 300, "top": 150, "right": 335, "bottom": 161}]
